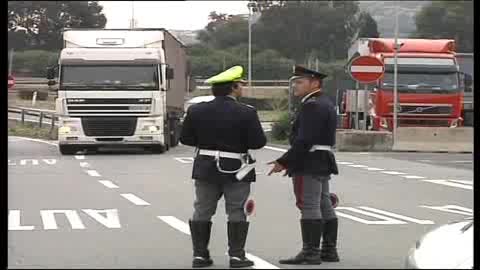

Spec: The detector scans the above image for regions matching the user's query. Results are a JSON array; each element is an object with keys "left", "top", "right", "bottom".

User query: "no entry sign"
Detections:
[{"left": 348, "top": 56, "right": 385, "bottom": 83}]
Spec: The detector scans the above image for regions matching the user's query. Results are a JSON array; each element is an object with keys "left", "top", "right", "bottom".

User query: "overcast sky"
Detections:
[{"left": 99, "top": 1, "right": 250, "bottom": 30}]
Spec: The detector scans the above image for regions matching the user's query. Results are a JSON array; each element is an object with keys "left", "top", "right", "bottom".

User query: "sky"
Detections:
[{"left": 99, "top": 1, "right": 250, "bottom": 30}]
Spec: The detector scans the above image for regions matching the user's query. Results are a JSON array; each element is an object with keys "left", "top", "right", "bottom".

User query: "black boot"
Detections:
[
  {"left": 228, "top": 221, "right": 254, "bottom": 268},
  {"left": 189, "top": 220, "right": 214, "bottom": 268},
  {"left": 321, "top": 218, "right": 340, "bottom": 262},
  {"left": 278, "top": 219, "right": 323, "bottom": 265}
]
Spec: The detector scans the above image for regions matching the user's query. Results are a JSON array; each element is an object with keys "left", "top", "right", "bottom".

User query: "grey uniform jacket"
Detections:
[{"left": 180, "top": 96, "right": 267, "bottom": 184}]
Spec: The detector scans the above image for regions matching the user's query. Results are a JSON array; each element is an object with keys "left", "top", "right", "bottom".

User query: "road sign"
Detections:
[
  {"left": 8, "top": 75, "right": 15, "bottom": 89},
  {"left": 348, "top": 56, "right": 385, "bottom": 83}
]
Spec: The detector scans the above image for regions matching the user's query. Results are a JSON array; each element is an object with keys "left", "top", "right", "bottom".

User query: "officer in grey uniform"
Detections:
[
  {"left": 268, "top": 65, "right": 340, "bottom": 265},
  {"left": 180, "top": 66, "right": 267, "bottom": 268}
]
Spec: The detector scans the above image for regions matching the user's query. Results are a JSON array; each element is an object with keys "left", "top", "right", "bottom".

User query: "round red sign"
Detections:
[{"left": 348, "top": 56, "right": 385, "bottom": 83}]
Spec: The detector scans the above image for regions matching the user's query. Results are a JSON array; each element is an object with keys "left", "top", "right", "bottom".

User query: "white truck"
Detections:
[{"left": 47, "top": 28, "right": 188, "bottom": 155}]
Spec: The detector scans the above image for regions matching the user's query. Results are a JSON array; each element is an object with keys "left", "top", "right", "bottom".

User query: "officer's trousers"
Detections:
[
  {"left": 292, "top": 174, "right": 337, "bottom": 220},
  {"left": 192, "top": 180, "right": 250, "bottom": 222}
]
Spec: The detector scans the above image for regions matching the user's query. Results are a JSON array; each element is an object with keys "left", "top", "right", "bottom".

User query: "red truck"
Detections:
[{"left": 340, "top": 38, "right": 469, "bottom": 130}]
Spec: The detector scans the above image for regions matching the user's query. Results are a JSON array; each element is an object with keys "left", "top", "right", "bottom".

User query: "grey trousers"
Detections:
[
  {"left": 292, "top": 174, "right": 337, "bottom": 220},
  {"left": 192, "top": 180, "right": 251, "bottom": 222}
]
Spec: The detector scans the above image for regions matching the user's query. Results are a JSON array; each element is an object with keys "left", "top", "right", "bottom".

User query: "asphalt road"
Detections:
[{"left": 8, "top": 137, "right": 473, "bottom": 269}]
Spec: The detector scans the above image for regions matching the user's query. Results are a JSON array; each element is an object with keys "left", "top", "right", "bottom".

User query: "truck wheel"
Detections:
[{"left": 59, "top": 145, "right": 77, "bottom": 155}]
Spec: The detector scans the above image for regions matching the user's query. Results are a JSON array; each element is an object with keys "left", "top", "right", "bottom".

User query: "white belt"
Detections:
[
  {"left": 198, "top": 149, "right": 245, "bottom": 160},
  {"left": 309, "top": 145, "right": 333, "bottom": 152}
]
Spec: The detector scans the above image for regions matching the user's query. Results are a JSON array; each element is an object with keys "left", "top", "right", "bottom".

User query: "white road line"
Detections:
[
  {"left": 338, "top": 161, "right": 354, "bottom": 165},
  {"left": 79, "top": 162, "right": 90, "bottom": 168},
  {"left": 86, "top": 170, "right": 101, "bottom": 177},
  {"left": 10, "top": 136, "right": 58, "bottom": 146},
  {"left": 348, "top": 164, "right": 368, "bottom": 168},
  {"left": 120, "top": 193, "right": 151, "bottom": 206},
  {"left": 363, "top": 167, "right": 385, "bottom": 171},
  {"left": 75, "top": 155, "right": 85, "bottom": 160},
  {"left": 264, "top": 146, "right": 287, "bottom": 153},
  {"left": 358, "top": 206, "right": 434, "bottom": 225},
  {"left": 419, "top": 160, "right": 431, "bottom": 162},
  {"left": 98, "top": 180, "right": 119, "bottom": 189},
  {"left": 174, "top": 157, "right": 194, "bottom": 164},
  {"left": 157, "top": 216, "right": 280, "bottom": 269},
  {"left": 381, "top": 171, "right": 406, "bottom": 175},
  {"left": 450, "top": 161, "right": 472, "bottom": 164},
  {"left": 422, "top": 180, "right": 472, "bottom": 190},
  {"left": 420, "top": 205, "right": 473, "bottom": 216},
  {"left": 401, "top": 175, "right": 426, "bottom": 179},
  {"left": 448, "top": 180, "right": 473, "bottom": 185}
]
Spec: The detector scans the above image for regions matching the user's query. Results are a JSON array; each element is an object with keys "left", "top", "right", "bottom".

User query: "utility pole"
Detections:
[
  {"left": 130, "top": 1, "right": 135, "bottom": 29},
  {"left": 393, "top": 1, "right": 399, "bottom": 144}
]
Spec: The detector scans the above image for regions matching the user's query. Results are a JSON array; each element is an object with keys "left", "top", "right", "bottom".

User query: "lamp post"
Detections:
[
  {"left": 247, "top": 1, "right": 261, "bottom": 96},
  {"left": 393, "top": 1, "right": 399, "bottom": 144}
]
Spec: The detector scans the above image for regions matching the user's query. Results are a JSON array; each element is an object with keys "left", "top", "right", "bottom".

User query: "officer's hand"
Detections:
[{"left": 267, "top": 161, "right": 286, "bottom": 176}]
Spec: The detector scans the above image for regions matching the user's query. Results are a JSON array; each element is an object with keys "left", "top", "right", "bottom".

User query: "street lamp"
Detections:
[{"left": 247, "top": 1, "right": 261, "bottom": 96}]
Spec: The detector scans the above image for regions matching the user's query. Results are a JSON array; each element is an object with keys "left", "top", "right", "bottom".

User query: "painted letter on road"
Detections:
[
  {"left": 40, "top": 210, "right": 86, "bottom": 230},
  {"left": 83, "top": 209, "right": 121, "bottom": 229}
]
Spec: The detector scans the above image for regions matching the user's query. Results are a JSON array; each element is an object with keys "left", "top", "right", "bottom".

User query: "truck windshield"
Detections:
[
  {"left": 381, "top": 72, "right": 459, "bottom": 93},
  {"left": 60, "top": 65, "right": 159, "bottom": 90}
]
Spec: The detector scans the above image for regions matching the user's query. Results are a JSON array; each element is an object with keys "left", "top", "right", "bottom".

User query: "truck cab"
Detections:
[{"left": 48, "top": 29, "right": 187, "bottom": 155}]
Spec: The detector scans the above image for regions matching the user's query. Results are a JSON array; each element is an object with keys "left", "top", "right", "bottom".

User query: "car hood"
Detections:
[{"left": 414, "top": 219, "right": 473, "bottom": 269}]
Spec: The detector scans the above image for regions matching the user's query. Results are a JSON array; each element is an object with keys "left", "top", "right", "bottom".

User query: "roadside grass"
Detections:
[
  {"left": 8, "top": 122, "right": 55, "bottom": 140},
  {"left": 258, "top": 110, "right": 283, "bottom": 122},
  {"left": 266, "top": 132, "right": 288, "bottom": 146}
]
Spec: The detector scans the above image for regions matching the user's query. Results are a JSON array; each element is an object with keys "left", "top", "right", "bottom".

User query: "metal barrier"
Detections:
[{"left": 8, "top": 106, "right": 58, "bottom": 134}]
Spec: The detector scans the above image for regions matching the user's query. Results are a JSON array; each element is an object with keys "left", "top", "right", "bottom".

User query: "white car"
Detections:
[
  {"left": 405, "top": 217, "right": 473, "bottom": 269},
  {"left": 184, "top": 95, "right": 215, "bottom": 114}
]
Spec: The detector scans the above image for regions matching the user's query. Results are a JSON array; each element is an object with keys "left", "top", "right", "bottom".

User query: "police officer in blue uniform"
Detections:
[
  {"left": 180, "top": 66, "right": 267, "bottom": 268},
  {"left": 268, "top": 65, "right": 340, "bottom": 265}
]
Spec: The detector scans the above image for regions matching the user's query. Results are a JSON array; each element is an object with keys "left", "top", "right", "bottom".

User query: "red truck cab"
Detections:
[{"left": 346, "top": 38, "right": 464, "bottom": 130}]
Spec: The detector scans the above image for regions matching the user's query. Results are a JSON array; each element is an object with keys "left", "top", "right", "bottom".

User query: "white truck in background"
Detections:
[{"left": 47, "top": 28, "right": 188, "bottom": 155}]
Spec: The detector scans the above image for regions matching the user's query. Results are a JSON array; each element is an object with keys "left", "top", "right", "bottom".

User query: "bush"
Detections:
[
  {"left": 11, "top": 50, "right": 59, "bottom": 77},
  {"left": 271, "top": 111, "right": 292, "bottom": 141}
]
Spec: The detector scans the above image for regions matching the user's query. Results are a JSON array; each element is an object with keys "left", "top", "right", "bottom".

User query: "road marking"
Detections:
[
  {"left": 157, "top": 216, "right": 280, "bottom": 269},
  {"left": 448, "top": 180, "right": 473, "bottom": 185},
  {"left": 174, "top": 157, "right": 194, "bottom": 164},
  {"left": 83, "top": 209, "right": 121, "bottom": 228},
  {"left": 450, "top": 160, "right": 472, "bottom": 164},
  {"left": 335, "top": 207, "right": 407, "bottom": 225},
  {"left": 8, "top": 210, "right": 35, "bottom": 231},
  {"left": 348, "top": 164, "right": 368, "bottom": 168},
  {"left": 10, "top": 136, "right": 58, "bottom": 146},
  {"left": 86, "top": 170, "right": 101, "bottom": 177},
  {"left": 401, "top": 175, "right": 426, "bottom": 179},
  {"left": 264, "top": 146, "right": 287, "bottom": 153},
  {"left": 422, "top": 179, "right": 472, "bottom": 190},
  {"left": 420, "top": 205, "right": 473, "bottom": 216},
  {"left": 8, "top": 160, "right": 16, "bottom": 166},
  {"left": 79, "top": 162, "right": 90, "bottom": 168},
  {"left": 20, "top": 159, "right": 39, "bottom": 166},
  {"left": 419, "top": 160, "right": 432, "bottom": 162},
  {"left": 40, "top": 210, "right": 86, "bottom": 230},
  {"left": 75, "top": 155, "right": 85, "bottom": 160},
  {"left": 358, "top": 206, "right": 434, "bottom": 225},
  {"left": 42, "top": 159, "right": 57, "bottom": 165},
  {"left": 120, "top": 193, "right": 150, "bottom": 206},
  {"left": 338, "top": 161, "right": 354, "bottom": 165},
  {"left": 381, "top": 171, "right": 406, "bottom": 175},
  {"left": 98, "top": 180, "right": 119, "bottom": 189},
  {"left": 158, "top": 216, "right": 191, "bottom": 235},
  {"left": 363, "top": 167, "right": 385, "bottom": 171}
]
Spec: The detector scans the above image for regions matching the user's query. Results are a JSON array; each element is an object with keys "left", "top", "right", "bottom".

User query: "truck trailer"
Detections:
[
  {"left": 47, "top": 28, "right": 188, "bottom": 155},
  {"left": 341, "top": 38, "right": 471, "bottom": 130}
]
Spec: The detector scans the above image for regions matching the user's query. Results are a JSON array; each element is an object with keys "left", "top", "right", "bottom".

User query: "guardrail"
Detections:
[{"left": 8, "top": 106, "right": 58, "bottom": 132}]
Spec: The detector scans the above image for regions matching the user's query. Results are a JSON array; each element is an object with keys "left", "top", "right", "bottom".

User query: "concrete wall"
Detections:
[{"left": 336, "top": 130, "right": 393, "bottom": 152}]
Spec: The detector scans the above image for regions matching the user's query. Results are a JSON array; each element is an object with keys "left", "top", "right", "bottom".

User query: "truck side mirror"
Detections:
[
  {"left": 166, "top": 67, "right": 174, "bottom": 80},
  {"left": 46, "top": 67, "right": 56, "bottom": 80},
  {"left": 47, "top": 80, "right": 57, "bottom": 86}
]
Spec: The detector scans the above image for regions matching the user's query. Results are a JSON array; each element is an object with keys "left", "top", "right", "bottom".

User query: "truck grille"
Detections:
[
  {"left": 81, "top": 117, "right": 137, "bottom": 136},
  {"left": 67, "top": 98, "right": 151, "bottom": 116},
  {"left": 389, "top": 105, "right": 452, "bottom": 115},
  {"left": 398, "top": 119, "right": 450, "bottom": 127}
]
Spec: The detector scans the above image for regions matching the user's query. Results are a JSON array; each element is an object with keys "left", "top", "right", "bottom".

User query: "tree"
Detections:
[
  {"left": 196, "top": 12, "right": 248, "bottom": 49},
  {"left": 413, "top": 1, "right": 473, "bottom": 52},
  {"left": 8, "top": 1, "right": 107, "bottom": 51},
  {"left": 357, "top": 12, "right": 380, "bottom": 38},
  {"left": 252, "top": 1, "right": 361, "bottom": 63}
]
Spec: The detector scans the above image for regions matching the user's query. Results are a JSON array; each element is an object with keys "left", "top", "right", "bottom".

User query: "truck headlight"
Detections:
[
  {"left": 142, "top": 125, "right": 160, "bottom": 133},
  {"left": 59, "top": 126, "right": 78, "bottom": 134}
]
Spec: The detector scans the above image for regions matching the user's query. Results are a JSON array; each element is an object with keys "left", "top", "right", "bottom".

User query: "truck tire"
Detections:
[
  {"left": 59, "top": 145, "right": 77, "bottom": 155},
  {"left": 170, "top": 120, "right": 180, "bottom": 147}
]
